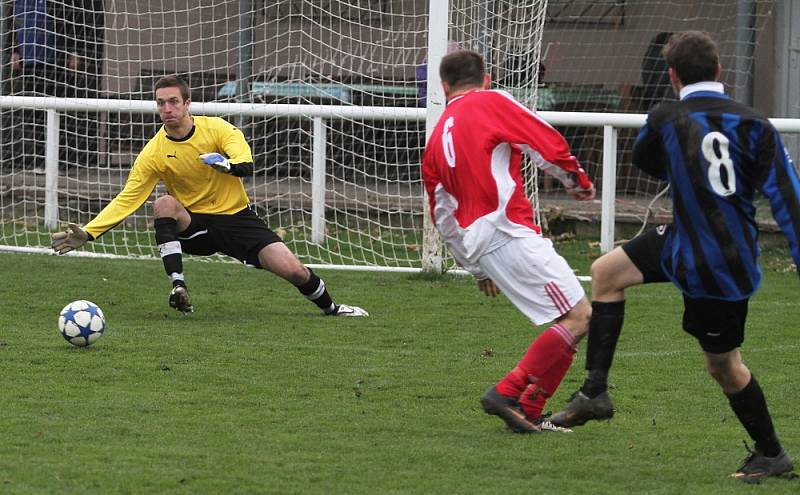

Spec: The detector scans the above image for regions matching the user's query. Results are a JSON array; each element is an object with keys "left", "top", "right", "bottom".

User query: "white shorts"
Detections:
[{"left": 478, "top": 236, "right": 585, "bottom": 325}]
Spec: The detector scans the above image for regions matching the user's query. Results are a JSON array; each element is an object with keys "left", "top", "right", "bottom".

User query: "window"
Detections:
[{"left": 547, "top": 0, "right": 626, "bottom": 27}]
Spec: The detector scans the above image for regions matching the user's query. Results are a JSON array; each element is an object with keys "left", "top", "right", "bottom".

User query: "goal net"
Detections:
[
  {"left": 534, "top": 0, "right": 777, "bottom": 234},
  {"left": 0, "top": 0, "right": 780, "bottom": 270}
]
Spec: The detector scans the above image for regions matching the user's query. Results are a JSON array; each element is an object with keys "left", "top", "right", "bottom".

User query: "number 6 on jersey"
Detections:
[{"left": 442, "top": 116, "right": 456, "bottom": 168}]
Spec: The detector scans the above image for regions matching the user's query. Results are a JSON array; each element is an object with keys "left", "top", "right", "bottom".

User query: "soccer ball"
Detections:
[{"left": 58, "top": 300, "right": 106, "bottom": 347}]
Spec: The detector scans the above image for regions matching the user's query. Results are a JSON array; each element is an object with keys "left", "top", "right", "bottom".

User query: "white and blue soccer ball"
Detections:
[{"left": 58, "top": 300, "right": 106, "bottom": 347}]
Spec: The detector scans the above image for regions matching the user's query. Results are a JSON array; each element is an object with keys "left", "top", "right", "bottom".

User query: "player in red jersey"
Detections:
[{"left": 422, "top": 49, "right": 596, "bottom": 433}]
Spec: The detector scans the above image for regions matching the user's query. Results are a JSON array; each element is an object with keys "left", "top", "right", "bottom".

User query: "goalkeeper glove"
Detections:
[
  {"left": 51, "top": 223, "right": 90, "bottom": 255},
  {"left": 199, "top": 152, "right": 231, "bottom": 174}
]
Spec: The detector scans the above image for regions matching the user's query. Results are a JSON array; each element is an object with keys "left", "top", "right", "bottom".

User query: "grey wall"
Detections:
[{"left": 99, "top": 0, "right": 778, "bottom": 114}]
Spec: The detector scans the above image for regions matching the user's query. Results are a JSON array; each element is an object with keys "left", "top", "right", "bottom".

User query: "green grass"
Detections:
[{"left": 0, "top": 242, "right": 798, "bottom": 494}]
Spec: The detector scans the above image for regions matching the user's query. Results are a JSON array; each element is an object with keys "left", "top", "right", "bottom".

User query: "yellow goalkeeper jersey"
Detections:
[{"left": 84, "top": 116, "right": 253, "bottom": 239}]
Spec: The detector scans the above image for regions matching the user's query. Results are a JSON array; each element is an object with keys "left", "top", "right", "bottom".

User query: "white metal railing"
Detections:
[{"left": 3, "top": 96, "right": 800, "bottom": 263}]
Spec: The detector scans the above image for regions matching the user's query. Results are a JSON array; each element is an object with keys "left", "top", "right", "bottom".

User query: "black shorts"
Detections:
[
  {"left": 682, "top": 295, "right": 748, "bottom": 353},
  {"left": 621, "top": 225, "right": 670, "bottom": 284},
  {"left": 624, "top": 225, "right": 748, "bottom": 353},
  {"left": 177, "top": 206, "right": 283, "bottom": 268}
]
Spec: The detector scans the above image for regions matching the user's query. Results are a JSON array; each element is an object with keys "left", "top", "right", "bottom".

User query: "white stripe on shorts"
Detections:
[
  {"left": 178, "top": 229, "right": 208, "bottom": 241},
  {"left": 545, "top": 281, "right": 570, "bottom": 314}
]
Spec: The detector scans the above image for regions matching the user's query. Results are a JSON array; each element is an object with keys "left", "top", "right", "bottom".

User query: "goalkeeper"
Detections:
[{"left": 51, "top": 76, "right": 368, "bottom": 317}]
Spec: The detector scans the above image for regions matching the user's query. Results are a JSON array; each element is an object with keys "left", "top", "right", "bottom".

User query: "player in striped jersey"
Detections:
[
  {"left": 552, "top": 31, "right": 799, "bottom": 482},
  {"left": 422, "top": 50, "right": 595, "bottom": 434},
  {"left": 51, "top": 76, "right": 367, "bottom": 318}
]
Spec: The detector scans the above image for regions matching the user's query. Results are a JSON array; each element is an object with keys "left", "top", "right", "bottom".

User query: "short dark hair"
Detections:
[
  {"left": 662, "top": 31, "right": 719, "bottom": 85},
  {"left": 153, "top": 76, "right": 191, "bottom": 100},
  {"left": 439, "top": 50, "right": 486, "bottom": 91}
]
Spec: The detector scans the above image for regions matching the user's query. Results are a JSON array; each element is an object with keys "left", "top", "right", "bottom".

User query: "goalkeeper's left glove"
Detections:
[
  {"left": 199, "top": 152, "right": 231, "bottom": 174},
  {"left": 51, "top": 223, "right": 91, "bottom": 255}
]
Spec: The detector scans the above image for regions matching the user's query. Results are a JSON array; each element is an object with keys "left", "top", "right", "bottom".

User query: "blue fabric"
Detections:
[
  {"left": 633, "top": 92, "right": 800, "bottom": 300},
  {"left": 416, "top": 63, "right": 427, "bottom": 107},
  {"left": 14, "top": 0, "right": 53, "bottom": 65}
]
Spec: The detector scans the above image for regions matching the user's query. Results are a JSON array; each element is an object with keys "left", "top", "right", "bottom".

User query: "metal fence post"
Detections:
[
  {"left": 311, "top": 116, "right": 327, "bottom": 244},
  {"left": 600, "top": 124, "right": 618, "bottom": 253},
  {"left": 44, "top": 108, "right": 60, "bottom": 230}
]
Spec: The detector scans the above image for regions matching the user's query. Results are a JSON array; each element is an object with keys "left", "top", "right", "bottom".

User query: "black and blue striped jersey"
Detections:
[{"left": 633, "top": 85, "right": 800, "bottom": 300}]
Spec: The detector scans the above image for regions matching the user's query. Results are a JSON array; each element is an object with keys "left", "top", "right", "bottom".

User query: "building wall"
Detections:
[
  {"left": 541, "top": 1, "right": 775, "bottom": 114},
  {"left": 99, "top": 0, "right": 778, "bottom": 114}
]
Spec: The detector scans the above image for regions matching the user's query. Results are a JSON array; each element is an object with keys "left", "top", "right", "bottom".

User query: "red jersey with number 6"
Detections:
[{"left": 422, "top": 89, "right": 592, "bottom": 270}]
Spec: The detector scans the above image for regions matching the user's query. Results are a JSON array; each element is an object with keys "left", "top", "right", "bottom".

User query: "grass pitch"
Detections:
[{"left": 0, "top": 241, "right": 798, "bottom": 494}]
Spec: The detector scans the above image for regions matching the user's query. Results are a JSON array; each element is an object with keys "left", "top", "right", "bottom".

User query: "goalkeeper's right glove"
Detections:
[
  {"left": 51, "top": 223, "right": 90, "bottom": 255},
  {"left": 199, "top": 152, "right": 231, "bottom": 174}
]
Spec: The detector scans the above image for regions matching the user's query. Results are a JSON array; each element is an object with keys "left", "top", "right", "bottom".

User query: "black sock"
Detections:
[
  {"left": 154, "top": 217, "right": 185, "bottom": 288},
  {"left": 580, "top": 300, "right": 625, "bottom": 398},
  {"left": 727, "top": 375, "right": 782, "bottom": 457},
  {"left": 296, "top": 268, "right": 335, "bottom": 314}
]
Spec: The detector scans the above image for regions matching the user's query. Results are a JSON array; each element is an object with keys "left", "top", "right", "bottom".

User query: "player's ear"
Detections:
[
  {"left": 668, "top": 67, "right": 682, "bottom": 96},
  {"left": 482, "top": 74, "right": 491, "bottom": 89},
  {"left": 714, "top": 63, "right": 722, "bottom": 81}
]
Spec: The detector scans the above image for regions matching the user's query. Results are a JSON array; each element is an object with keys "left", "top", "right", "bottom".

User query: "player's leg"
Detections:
[
  {"left": 546, "top": 247, "right": 639, "bottom": 426},
  {"left": 683, "top": 296, "right": 794, "bottom": 482},
  {"left": 551, "top": 226, "right": 669, "bottom": 427},
  {"left": 153, "top": 195, "right": 194, "bottom": 313},
  {"left": 477, "top": 236, "right": 588, "bottom": 433},
  {"left": 722, "top": 356, "right": 794, "bottom": 482},
  {"left": 198, "top": 206, "right": 367, "bottom": 317},
  {"left": 583, "top": 247, "right": 642, "bottom": 388},
  {"left": 517, "top": 296, "right": 590, "bottom": 431},
  {"left": 256, "top": 242, "right": 368, "bottom": 316},
  {"left": 256, "top": 242, "right": 334, "bottom": 312}
]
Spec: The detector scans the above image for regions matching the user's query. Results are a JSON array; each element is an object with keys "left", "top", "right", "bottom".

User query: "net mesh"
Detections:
[
  {"left": 0, "top": 0, "right": 782, "bottom": 266},
  {"left": 535, "top": 0, "right": 776, "bottom": 230}
]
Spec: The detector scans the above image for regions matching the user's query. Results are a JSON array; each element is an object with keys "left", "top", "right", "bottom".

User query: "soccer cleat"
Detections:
[
  {"left": 480, "top": 386, "right": 540, "bottom": 434},
  {"left": 533, "top": 414, "right": 574, "bottom": 433},
  {"left": 168, "top": 286, "right": 194, "bottom": 314},
  {"left": 549, "top": 390, "right": 615, "bottom": 427},
  {"left": 731, "top": 444, "right": 796, "bottom": 484},
  {"left": 331, "top": 304, "right": 369, "bottom": 317}
]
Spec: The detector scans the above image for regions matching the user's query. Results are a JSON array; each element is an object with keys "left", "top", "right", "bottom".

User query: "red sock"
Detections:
[
  {"left": 495, "top": 324, "right": 577, "bottom": 398},
  {"left": 519, "top": 346, "right": 576, "bottom": 419}
]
